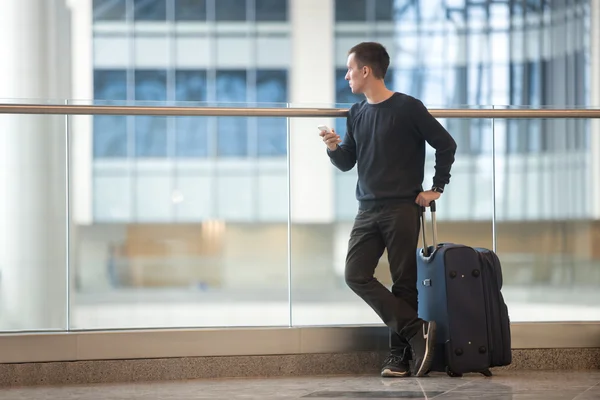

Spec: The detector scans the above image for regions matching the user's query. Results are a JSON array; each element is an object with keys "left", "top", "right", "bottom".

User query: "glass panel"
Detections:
[
  {"left": 93, "top": 0, "right": 127, "bottom": 21},
  {"left": 174, "top": 0, "right": 207, "bottom": 21},
  {"left": 255, "top": 0, "right": 288, "bottom": 22},
  {"left": 133, "top": 0, "right": 166, "bottom": 21},
  {"left": 494, "top": 110, "right": 600, "bottom": 322},
  {"left": 70, "top": 101, "right": 291, "bottom": 330},
  {"left": 215, "top": 0, "right": 246, "bottom": 21},
  {"left": 93, "top": 70, "right": 128, "bottom": 158},
  {"left": 0, "top": 114, "right": 68, "bottom": 331}
]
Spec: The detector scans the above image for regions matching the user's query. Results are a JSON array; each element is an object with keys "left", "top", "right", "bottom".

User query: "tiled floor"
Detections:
[{"left": 0, "top": 371, "right": 599, "bottom": 399}]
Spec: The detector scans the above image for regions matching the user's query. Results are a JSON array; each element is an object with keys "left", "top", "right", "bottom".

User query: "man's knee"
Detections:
[{"left": 344, "top": 267, "right": 372, "bottom": 292}]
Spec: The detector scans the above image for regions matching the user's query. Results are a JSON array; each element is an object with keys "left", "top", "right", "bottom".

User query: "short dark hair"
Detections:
[{"left": 348, "top": 42, "right": 390, "bottom": 80}]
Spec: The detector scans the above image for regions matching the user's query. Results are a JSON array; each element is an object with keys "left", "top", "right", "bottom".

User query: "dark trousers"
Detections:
[{"left": 344, "top": 203, "right": 423, "bottom": 359}]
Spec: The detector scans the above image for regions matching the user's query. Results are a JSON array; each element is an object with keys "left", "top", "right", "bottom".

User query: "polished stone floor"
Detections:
[{"left": 0, "top": 371, "right": 599, "bottom": 399}]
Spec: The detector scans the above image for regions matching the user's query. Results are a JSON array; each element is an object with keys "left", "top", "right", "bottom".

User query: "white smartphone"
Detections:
[{"left": 317, "top": 125, "right": 332, "bottom": 134}]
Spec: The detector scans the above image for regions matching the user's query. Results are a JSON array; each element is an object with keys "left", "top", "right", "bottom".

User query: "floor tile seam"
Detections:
[
  {"left": 428, "top": 378, "right": 475, "bottom": 399},
  {"left": 572, "top": 380, "right": 600, "bottom": 400}
]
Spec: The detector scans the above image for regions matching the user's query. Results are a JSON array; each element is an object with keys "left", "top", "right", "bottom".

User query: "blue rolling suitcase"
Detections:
[{"left": 416, "top": 201, "right": 512, "bottom": 377}]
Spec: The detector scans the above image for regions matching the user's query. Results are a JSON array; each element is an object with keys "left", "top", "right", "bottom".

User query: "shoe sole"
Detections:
[
  {"left": 381, "top": 369, "right": 411, "bottom": 378},
  {"left": 415, "top": 321, "right": 437, "bottom": 377}
]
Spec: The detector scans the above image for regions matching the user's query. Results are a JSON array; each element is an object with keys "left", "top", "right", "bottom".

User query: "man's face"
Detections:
[{"left": 345, "top": 53, "right": 366, "bottom": 94}]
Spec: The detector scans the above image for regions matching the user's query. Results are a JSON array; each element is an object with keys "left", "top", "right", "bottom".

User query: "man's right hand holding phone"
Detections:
[{"left": 318, "top": 126, "right": 341, "bottom": 151}]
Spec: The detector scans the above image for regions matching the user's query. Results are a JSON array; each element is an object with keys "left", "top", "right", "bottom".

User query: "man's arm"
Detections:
[
  {"left": 411, "top": 99, "right": 457, "bottom": 190},
  {"left": 326, "top": 117, "right": 357, "bottom": 172}
]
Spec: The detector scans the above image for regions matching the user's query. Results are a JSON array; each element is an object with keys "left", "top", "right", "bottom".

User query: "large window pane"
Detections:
[
  {"left": 216, "top": 70, "right": 247, "bottom": 157},
  {"left": 134, "top": 0, "right": 166, "bottom": 21},
  {"left": 174, "top": 0, "right": 207, "bottom": 21},
  {"left": 256, "top": 70, "right": 287, "bottom": 156},
  {"left": 375, "top": 0, "right": 394, "bottom": 21},
  {"left": 175, "top": 70, "right": 209, "bottom": 157},
  {"left": 93, "top": 70, "right": 128, "bottom": 158},
  {"left": 255, "top": 0, "right": 288, "bottom": 21},
  {"left": 215, "top": 0, "right": 246, "bottom": 21},
  {"left": 335, "top": 0, "right": 366, "bottom": 21},
  {"left": 93, "top": 0, "right": 126, "bottom": 21},
  {"left": 135, "top": 70, "right": 167, "bottom": 157}
]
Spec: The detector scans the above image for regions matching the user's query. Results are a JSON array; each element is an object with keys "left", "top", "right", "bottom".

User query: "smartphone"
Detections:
[{"left": 317, "top": 125, "right": 332, "bottom": 134}]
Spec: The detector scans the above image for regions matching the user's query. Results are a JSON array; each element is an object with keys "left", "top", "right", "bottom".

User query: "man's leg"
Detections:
[
  {"left": 344, "top": 207, "right": 427, "bottom": 357},
  {"left": 379, "top": 203, "right": 436, "bottom": 377},
  {"left": 382, "top": 332, "right": 412, "bottom": 377}
]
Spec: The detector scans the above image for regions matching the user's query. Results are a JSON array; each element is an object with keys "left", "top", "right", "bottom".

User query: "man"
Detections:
[{"left": 320, "top": 42, "right": 457, "bottom": 378}]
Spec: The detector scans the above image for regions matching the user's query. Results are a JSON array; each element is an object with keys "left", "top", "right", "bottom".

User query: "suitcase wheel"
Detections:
[
  {"left": 480, "top": 369, "right": 493, "bottom": 377},
  {"left": 445, "top": 366, "right": 463, "bottom": 378}
]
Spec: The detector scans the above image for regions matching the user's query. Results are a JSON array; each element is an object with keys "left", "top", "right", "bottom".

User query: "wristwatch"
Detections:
[{"left": 431, "top": 186, "right": 444, "bottom": 194}]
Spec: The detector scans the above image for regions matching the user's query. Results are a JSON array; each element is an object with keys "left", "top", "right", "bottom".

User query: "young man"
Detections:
[{"left": 320, "top": 42, "right": 457, "bottom": 377}]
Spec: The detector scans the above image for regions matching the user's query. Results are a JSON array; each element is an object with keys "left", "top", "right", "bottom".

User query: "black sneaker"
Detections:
[
  {"left": 380, "top": 354, "right": 411, "bottom": 377},
  {"left": 408, "top": 321, "right": 436, "bottom": 377}
]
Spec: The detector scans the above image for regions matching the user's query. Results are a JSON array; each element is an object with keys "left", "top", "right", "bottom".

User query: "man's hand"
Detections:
[
  {"left": 415, "top": 190, "right": 441, "bottom": 207},
  {"left": 319, "top": 128, "right": 342, "bottom": 151}
]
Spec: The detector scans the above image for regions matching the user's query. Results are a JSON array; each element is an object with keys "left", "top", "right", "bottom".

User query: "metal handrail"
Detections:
[{"left": 0, "top": 104, "right": 599, "bottom": 118}]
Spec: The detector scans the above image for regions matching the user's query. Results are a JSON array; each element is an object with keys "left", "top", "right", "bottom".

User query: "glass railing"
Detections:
[{"left": 0, "top": 101, "right": 599, "bottom": 332}]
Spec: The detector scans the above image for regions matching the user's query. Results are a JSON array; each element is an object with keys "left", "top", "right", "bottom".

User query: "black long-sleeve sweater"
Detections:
[{"left": 327, "top": 92, "right": 457, "bottom": 210}]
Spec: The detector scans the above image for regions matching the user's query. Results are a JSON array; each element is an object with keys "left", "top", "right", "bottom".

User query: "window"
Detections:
[
  {"left": 174, "top": 0, "right": 207, "bottom": 21},
  {"left": 134, "top": 0, "right": 166, "bottom": 21},
  {"left": 256, "top": 70, "right": 287, "bottom": 156},
  {"left": 375, "top": 0, "right": 393, "bottom": 21},
  {"left": 93, "top": 70, "right": 128, "bottom": 158},
  {"left": 335, "top": 0, "right": 393, "bottom": 22},
  {"left": 255, "top": 0, "right": 288, "bottom": 22},
  {"left": 215, "top": 0, "right": 246, "bottom": 21},
  {"left": 93, "top": 0, "right": 126, "bottom": 21},
  {"left": 175, "top": 70, "right": 209, "bottom": 157},
  {"left": 216, "top": 70, "right": 248, "bottom": 156},
  {"left": 336, "top": 0, "right": 366, "bottom": 22},
  {"left": 135, "top": 70, "right": 168, "bottom": 157}
]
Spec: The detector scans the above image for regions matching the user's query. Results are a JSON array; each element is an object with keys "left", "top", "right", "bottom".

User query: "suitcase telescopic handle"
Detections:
[{"left": 420, "top": 200, "right": 438, "bottom": 257}]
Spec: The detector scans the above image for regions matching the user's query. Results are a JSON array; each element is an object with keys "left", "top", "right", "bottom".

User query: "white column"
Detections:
[
  {"left": 290, "top": 0, "right": 336, "bottom": 223},
  {"left": 591, "top": 0, "right": 600, "bottom": 220},
  {"left": 67, "top": 0, "right": 94, "bottom": 226},
  {"left": 0, "top": 0, "right": 70, "bottom": 329}
]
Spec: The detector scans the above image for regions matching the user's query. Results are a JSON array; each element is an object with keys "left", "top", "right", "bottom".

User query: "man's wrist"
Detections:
[{"left": 431, "top": 185, "right": 444, "bottom": 194}]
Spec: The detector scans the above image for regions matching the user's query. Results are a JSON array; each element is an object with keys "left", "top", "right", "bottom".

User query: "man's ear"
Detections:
[{"left": 362, "top": 65, "right": 370, "bottom": 77}]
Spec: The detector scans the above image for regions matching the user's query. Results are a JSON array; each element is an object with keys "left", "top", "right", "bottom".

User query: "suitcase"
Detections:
[{"left": 416, "top": 201, "right": 512, "bottom": 377}]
